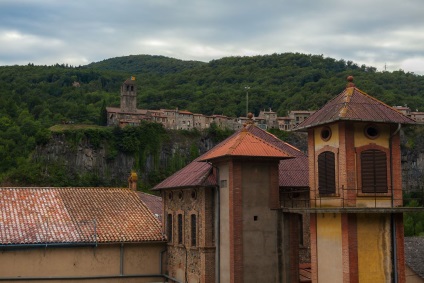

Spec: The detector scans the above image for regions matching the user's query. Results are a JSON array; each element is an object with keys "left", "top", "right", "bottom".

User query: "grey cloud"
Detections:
[{"left": 0, "top": 0, "right": 424, "bottom": 73}]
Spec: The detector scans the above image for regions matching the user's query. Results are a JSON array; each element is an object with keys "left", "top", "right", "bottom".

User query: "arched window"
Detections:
[
  {"left": 318, "top": 151, "right": 336, "bottom": 195},
  {"left": 167, "top": 214, "right": 173, "bottom": 243},
  {"left": 178, "top": 214, "right": 183, "bottom": 244},
  {"left": 191, "top": 214, "right": 197, "bottom": 247},
  {"left": 361, "top": 149, "right": 387, "bottom": 193}
]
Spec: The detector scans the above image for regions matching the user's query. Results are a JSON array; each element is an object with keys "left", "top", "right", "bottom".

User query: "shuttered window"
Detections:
[
  {"left": 361, "top": 149, "right": 387, "bottom": 193},
  {"left": 318, "top": 151, "right": 336, "bottom": 195}
]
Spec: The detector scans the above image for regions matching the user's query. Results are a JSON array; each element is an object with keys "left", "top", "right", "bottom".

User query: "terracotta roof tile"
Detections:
[
  {"left": 0, "top": 188, "right": 165, "bottom": 245},
  {"left": 296, "top": 86, "right": 415, "bottom": 130}
]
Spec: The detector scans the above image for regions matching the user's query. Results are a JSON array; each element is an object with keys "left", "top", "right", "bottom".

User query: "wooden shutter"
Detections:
[
  {"left": 361, "top": 149, "right": 387, "bottom": 193},
  {"left": 318, "top": 151, "right": 336, "bottom": 194}
]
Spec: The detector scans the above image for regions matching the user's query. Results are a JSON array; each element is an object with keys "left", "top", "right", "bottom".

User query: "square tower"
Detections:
[{"left": 295, "top": 76, "right": 416, "bottom": 282}]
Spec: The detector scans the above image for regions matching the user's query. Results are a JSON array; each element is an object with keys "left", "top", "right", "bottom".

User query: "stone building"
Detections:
[
  {"left": 106, "top": 77, "right": 147, "bottom": 127},
  {"left": 153, "top": 118, "right": 310, "bottom": 283}
]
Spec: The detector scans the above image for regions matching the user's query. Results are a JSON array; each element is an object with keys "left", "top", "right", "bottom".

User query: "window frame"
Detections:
[{"left": 317, "top": 150, "right": 337, "bottom": 196}]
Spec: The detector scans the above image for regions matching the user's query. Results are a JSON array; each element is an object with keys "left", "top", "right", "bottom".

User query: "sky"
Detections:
[{"left": 1, "top": 0, "right": 424, "bottom": 74}]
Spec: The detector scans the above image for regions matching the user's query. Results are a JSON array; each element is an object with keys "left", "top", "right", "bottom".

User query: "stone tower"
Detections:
[
  {"left": 295, "top": 76, "right": 415, "bottom": 282},
  {"left": 120, "top": 76, "right": 137, "bottom": 113},
  {"left": 199, "top": 117, "right": 293, "bottom": 283}
]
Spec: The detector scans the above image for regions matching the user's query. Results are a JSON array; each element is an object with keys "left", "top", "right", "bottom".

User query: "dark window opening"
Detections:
[
  {"left": 131, "top": 86, "right": 134, "bottom": 91},
  {"left": 321, "top": 127, "right": 332, "bottom": 141},
  {"left": 167, "top": 214, "right": 173, "bottom": 243},
  {"left": 254, "top": 216, "right": 258, "bottom": 221},
  {"left": 364, "top": 124, "right": 379, "bottom": 139},
  {"left": 318, "top": 151, "right": 336, "bottom": 195},
  {"left": 178, "top": 214, "right": 183, "bottom": 244},
  {"left": 298, "top": 214, "right": 304, "bottom": 246},
  {"left": 361, "top": 149, "right": 387, "bottom": 193},
  {"left": 191, "top": 214, "right": 197, "bottom": 246}
]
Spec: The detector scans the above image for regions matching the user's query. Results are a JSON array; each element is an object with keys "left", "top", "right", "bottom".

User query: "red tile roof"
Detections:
[
  {"left": 295, "top": 84, "right": 415, "bottom": 130},
  {"left": 0, "top": 188, "right": 165, "bottom": 245},
  {"left": 153, "top": 125, "right": 309, "bottom": 190},
  {"left": 198, "top": 128, "right": 293, "bottom": 162}
]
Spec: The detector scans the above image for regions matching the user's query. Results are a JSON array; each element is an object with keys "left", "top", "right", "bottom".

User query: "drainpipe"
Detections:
[
  {"left": 120, "top": 243, "right": 124, "bottom": 276},
  {"left": 390, "top": 123, "right": 401, "bottom": 283}
]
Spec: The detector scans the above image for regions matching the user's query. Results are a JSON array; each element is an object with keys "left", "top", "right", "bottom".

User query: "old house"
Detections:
[{"left": 0, "top": 187, "right": 169, "bottom": 282}]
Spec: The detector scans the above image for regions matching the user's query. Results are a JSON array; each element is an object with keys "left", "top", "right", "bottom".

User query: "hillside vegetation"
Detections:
[{"left": 1, "top": 53, "right": 424, "bottom": 187}]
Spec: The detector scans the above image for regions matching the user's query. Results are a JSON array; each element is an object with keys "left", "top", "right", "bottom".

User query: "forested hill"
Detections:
[
  {"left": 86, "top": 54, "right": 206, "bottom": 75},
  {"left": 1, "top": 52, "right": 424, "bottom": 186}
]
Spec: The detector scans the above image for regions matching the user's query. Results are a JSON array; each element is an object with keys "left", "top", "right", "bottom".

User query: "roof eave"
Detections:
[{"left": 294, "top": 117, "right": 416, "bottom": 131}]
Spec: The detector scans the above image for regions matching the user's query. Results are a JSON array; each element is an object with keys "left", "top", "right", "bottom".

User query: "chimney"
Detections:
[{"left": 128, "top": 171, "right": 138, "bottom": 191}]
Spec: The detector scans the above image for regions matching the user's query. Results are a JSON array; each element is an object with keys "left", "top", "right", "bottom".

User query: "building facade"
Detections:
[{"left": 295, "top": 76, "right": 417, "bottom": 283}]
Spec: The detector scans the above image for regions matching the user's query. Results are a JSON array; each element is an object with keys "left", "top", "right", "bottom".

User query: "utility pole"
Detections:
[{"left": 245, "top": 86, "right": 250, "bottom": 117}]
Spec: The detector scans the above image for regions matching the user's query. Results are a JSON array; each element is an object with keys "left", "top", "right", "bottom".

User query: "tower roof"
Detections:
[
  {"left": 295, "top": 77, "right": 416, "bottom": 130},
  {"left": 198, "top": 125, "right": 293, "bottom": 162}
]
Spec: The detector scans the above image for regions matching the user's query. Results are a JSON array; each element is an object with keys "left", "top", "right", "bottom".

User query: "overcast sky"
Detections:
[{"left": 1, "top": 0, "right": 424, "bottom": 74}]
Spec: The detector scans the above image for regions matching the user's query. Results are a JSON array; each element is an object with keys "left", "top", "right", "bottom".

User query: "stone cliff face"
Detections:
[{"left": 33, "top": 131, "right": 217, "bottom": 187}]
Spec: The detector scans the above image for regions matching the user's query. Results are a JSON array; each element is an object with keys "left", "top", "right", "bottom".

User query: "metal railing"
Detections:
[{"left": 280, "top": 186, "right": 424, "bottom": 210}]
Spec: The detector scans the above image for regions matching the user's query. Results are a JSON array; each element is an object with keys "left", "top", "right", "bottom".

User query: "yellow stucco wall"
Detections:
[
  {"left": 353, "top": 123, "right": 390, "bottom": 148},
  {"left": 0, "top": 243, "right": 165, "bottom": 282},
  {"left": 313, "top": 123, "right": 339, "bottom": 151},
  {"left": 357, "top": 214, "right": 391, "bottom": 283},
  {"left": 317, "top": 213, "right": 343, "bottom": 283}
]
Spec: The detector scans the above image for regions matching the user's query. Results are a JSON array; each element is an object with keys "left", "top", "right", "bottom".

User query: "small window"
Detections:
[
  {"left": 191, "top": 190, "right": 197, "bottom": 200},
  {"left": 178, "top": 191, "right": 184, "bottom": 200},
  {"left": 220, "top": 180, "right": 228, "bottom": 188},
  {"left": 167, "top": 214, "right": 173, "bottom": 243},
  {"left": 364, "top": 124, "right": 379, "bottom": 139},
  {"left": 321, "top": 127, "right": 332, "bottom": 141},
  {"left": 318, "top": 151, "right": 336, "bottom": 195},
  {"left": 191, "top": 214, "right": 197, "bottom": 246},
  {"left": 361, "top": 149, "right": 387, "bottom": 193},
  {"left": 168, "top": 191, "right": 173, "bottom": 200},
  {"left": 178, "top": 214, "right": 183, "bottom": 244}
]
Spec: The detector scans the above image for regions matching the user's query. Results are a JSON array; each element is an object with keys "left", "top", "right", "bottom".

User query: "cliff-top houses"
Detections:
[{"left": 107, "top": 78, "right": 424, "bottom": 132}]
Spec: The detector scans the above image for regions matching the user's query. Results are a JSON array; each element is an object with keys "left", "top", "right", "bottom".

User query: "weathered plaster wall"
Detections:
[
  {"left": 316, "top": 213, "right": 343, "bottom": 283},
  {"left": 242, "top": 162, "right": 278, "bottom": 283},
  {"left": 357, "top": 214, "right": 391, "bottom": 283},
  {"left": 0, "top": 243, "right": 164, "bottom": 282}
]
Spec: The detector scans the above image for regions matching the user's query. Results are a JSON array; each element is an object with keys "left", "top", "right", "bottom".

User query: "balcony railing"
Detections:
[{"left": 280, "top": 186, "right": 424, "bottom": 212}]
